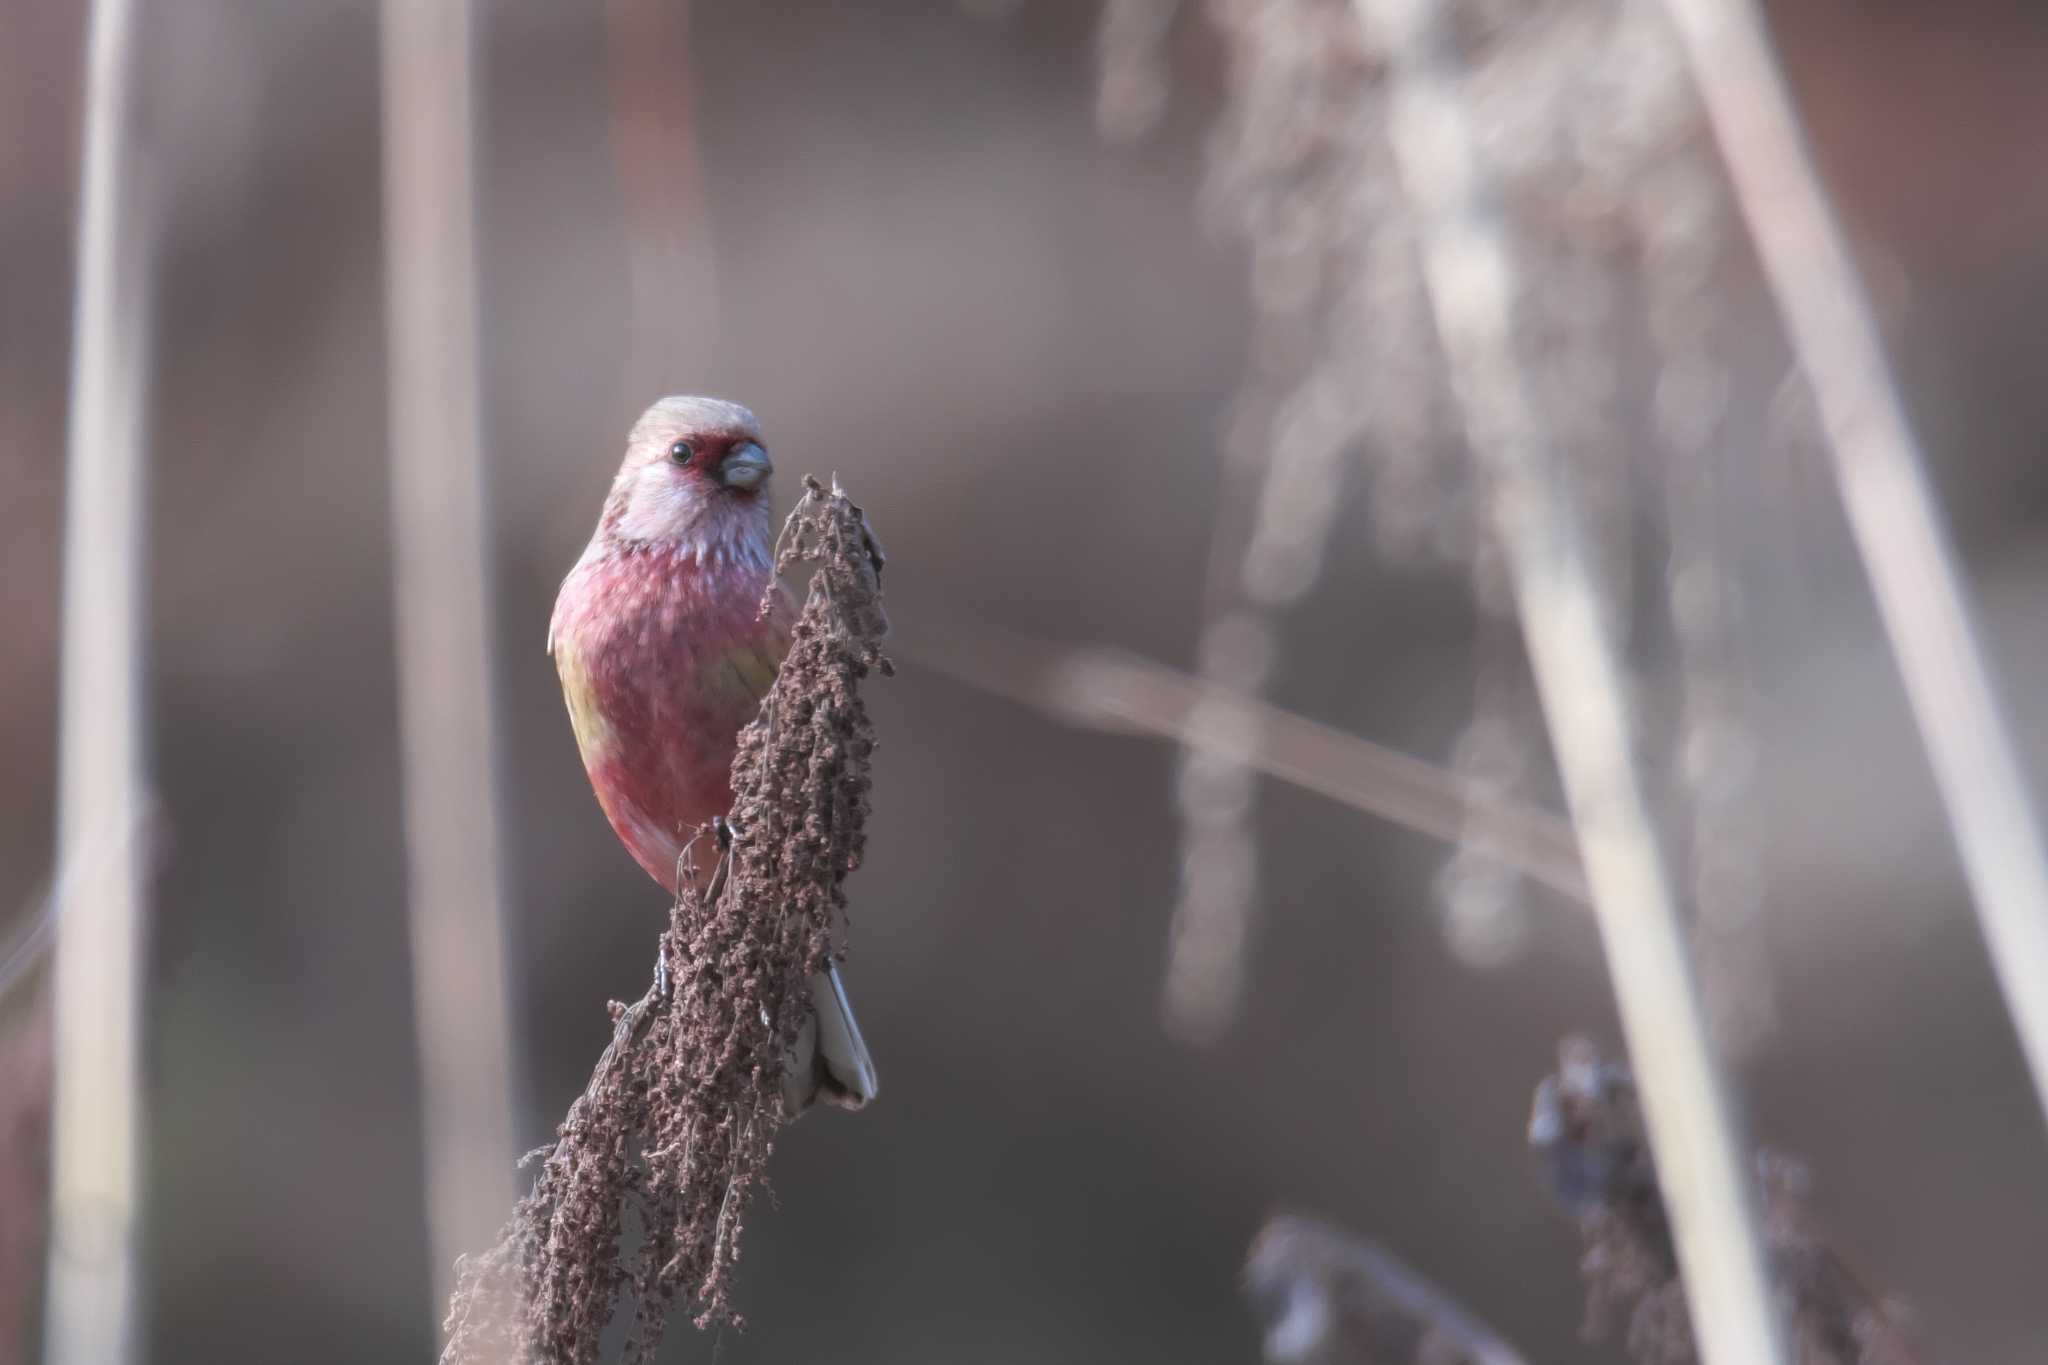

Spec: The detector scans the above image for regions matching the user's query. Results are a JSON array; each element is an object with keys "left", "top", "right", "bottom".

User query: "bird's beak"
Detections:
[{"left": 720, "top": 441, "right": 772, "bottom": 490}]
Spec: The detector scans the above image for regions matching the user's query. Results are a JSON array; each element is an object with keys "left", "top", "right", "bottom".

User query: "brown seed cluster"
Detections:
[
  {"left": 441, "top": 477, "right": 888, "bottom": 1365},
  {"left": 1529, "top": 1039, "right": 1924, "bottom": 1365}
]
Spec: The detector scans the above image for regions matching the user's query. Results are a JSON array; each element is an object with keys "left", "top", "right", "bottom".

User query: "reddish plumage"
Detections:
[
  {"left": 549, "top": 395, "right": 877, "bottom": 1112},
  {"left": 549, "top": 397, "right": 790, "bottom": 895}
]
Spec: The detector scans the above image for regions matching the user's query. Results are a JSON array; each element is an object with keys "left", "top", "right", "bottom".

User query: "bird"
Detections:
[{"left": 547, "top": 395, "right": 879, "bottom": 1115}]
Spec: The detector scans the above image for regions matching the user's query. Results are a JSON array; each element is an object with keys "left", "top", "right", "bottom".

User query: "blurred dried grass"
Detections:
[
  {"left": 1662, "top": 0, "right": 2048, "bottom": 1131},
  {"left": 1244, "top": 1213, "right": 1531, "bottom": 1365},
  {"left": 1137, "top": 0, "right": 1783, "bottom": 1046},
  {"left": 1531, "top": 1039, "right": 1924, "bottom": 1365},
  {"left": 43, "top": 0, "right": 153, "bottom": 1360},
  {"left": 378, "top": 0, "right": 519, "bottom": 1337}
]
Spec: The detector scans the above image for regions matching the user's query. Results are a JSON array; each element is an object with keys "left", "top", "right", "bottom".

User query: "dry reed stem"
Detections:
[
  {"left": 1531, "top": 1040, "right": 1923, "bottom": 1365},
  {"left": 1245, "top": 1214, "right": 1532, "bottom": 1365},
  {"left": 441, "top": 478, "right": 888, "bottom": 1365},
  {"left": 1353, "top": 0, "right": 1788, "bottom": 1361},
  {"left": 44, "top": 0, "right": 153, "bottom": 1359},
  {"left": 914, "top": 635, "right": 1589, "bottom": 906},
  {"left": 602, "top": 0, "right": 717, "bottom": 398},
  {"left": 1189, "top": 0, "right": 1784, "bottom": 999},
  {"left": 1658, "top": 0, "right": 2048, "bottom": 1131},
  {"left": 1095, "top": 0, "right": 1182, "bottom": 141},
  {"left": 1149, "top": 0, "right": 1397, "bottom": 1041},
  {"left": 379, "top": 0, "right": 520, "bottom": 1336}
]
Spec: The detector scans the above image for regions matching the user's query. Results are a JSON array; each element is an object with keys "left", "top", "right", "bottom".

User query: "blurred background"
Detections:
[{"left": 7, "top": 0, "right": 2048, "bottom": 1361}]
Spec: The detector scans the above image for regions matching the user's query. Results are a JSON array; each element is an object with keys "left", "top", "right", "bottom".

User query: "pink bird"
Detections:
[{"left": 548, "top": 395, "right": 878, "bottom": 1114}]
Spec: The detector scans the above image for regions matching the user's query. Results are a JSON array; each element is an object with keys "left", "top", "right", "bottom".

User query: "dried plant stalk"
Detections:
[
  {"left": 1095, "top": 0, "right": 1181, "bottom": 141},
  {"left": 911, "top": 636, "right": 1589, "bottom": 904},
  {"left": 1245, "top": 1214, "right": 1532, "bottom": 1365},
  {"left": 1531, "top": 1039, "right": 1923, "bottom": 1365},
  {"left": 603, "top": 0, "right": 717, "bottom": 396},
  {"left": 441, "top": 478, "right": 889, "bottom": 1364},
  {"left": 1056, "top": 646, "right": 1588, "bottom": 905},
  {"left": 379, "top": 0, "right": 521, "bottom": 1334},
  {"left": 45, "top": 0, "right": 154, "bottom": 1360},
  {"left": 1354, "top": 0, "right": 1789, "bottom": 1359},
  {"left": 1660, "top": 0, "right": 2048, "bottom": 1132},
  {"left": 1151, "top": 0, "right": 1392, "bottom": 1042}
]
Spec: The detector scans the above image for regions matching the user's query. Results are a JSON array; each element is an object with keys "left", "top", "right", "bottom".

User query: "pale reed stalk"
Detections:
[
  {"left": 1352, "top": 0, "right": 1789, "bottom": 1361},
  {"left": 43, "top": 0, "right": 152, "bottom": 1360},
  {"left": 909, "top": 635, "right": 1590, "bottom": 906},
  {"left": 379, "top": 0, "right": 519, "bottom": 1339},
  {"left": 1660, "top": 0, "right": 2048, "bottom": 1133}
]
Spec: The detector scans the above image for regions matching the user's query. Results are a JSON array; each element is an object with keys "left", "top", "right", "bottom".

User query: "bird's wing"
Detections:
[
  {"left": 719, "top": 634, "right": 782, "bottom": 705},
  {"left": 701, "top": 587, "right": 794, "bottom": 716}
]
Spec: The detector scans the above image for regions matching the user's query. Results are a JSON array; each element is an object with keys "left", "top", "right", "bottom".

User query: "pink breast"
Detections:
[{"left": 564, "top": 551, "right": 784, "bottom": 892}]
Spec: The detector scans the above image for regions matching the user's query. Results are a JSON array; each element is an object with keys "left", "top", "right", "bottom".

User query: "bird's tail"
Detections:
[{"left": 782, "top": 962, "right": 879, "bottom": 1115}]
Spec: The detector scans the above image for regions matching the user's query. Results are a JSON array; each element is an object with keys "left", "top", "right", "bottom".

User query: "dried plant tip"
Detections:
[
  {"left": 442, "top": 479, "right": 891, "bottom": 1365},
  {"left": 1245, "top": 1213, "right": 1532, "bottom": 1365},
  {"left": 1528, "top": 1039, "right": 1927, "bottom": 1365}
]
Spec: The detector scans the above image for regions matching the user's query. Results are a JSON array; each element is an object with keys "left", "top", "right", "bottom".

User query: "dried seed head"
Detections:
[
  {"left": 1529, "top": 1039, "right": 1926, "bottom": 1365},
  {"left": 442, "top": 479, "right": 890, "bottom": 1365}
]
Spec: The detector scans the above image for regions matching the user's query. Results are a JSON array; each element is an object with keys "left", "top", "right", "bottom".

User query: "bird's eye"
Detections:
[{"left": 668, "top": 440, "right": 696, "bottom": 465}]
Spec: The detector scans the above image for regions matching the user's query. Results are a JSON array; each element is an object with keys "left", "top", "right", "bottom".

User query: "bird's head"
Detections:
[{"left": 597, "top": 395, "right": 776, "bottom": 555}]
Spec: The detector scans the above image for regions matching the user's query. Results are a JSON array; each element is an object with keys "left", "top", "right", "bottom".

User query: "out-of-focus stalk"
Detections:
[
  {"left": 602, "top": 0, "right": 715, "bottom": 397},
  {"left": 378, "top": 0, "right": 519, "bottom": 1336},
  {"left": 43, "top": 0, "right": 153, "bottom": 1360},
  {"left": 914, "top": 637, "right": 1589, "bottom": 907},
  {"left": 1660, "top": 0, "right": 2048, "bottom": 1132},
  {"left": 1246, "top": 1214, "right": 1533, "bottom": 1365},
  {"left": 1352, "top": 1, "right": 1789, "bottom": 1363}
]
